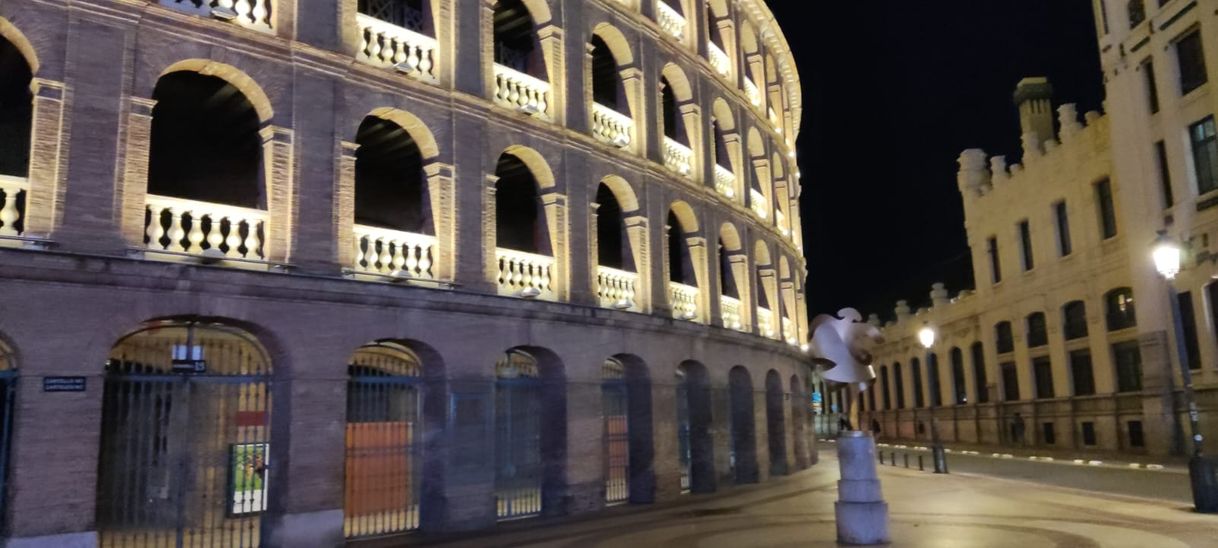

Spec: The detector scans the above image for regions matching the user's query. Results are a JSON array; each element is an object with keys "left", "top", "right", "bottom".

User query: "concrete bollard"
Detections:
[{"left": 835, "top": 431, "right": 890, "bottom": 545}]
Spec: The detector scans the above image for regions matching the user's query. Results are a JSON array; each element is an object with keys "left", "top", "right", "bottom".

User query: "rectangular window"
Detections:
[
  {"left": 1179, "top": 290, "right": 1202, "bottom": 370},
  {"left": 1070, "top": 350, "right": 1096, "bottom": 396},
  {"left": 972, "top": 344, "right": 989, "bottom": 404},
  {"left": 881, "top": 368, "right": 892, "bottom": 409},
  {"left": 1033, "top": 357, "right": 1055, "bottom": 399},
  {"left": 912, "top": 361, "right": 925, "bottom": 408},
  {"left": 1191, "top": 116, "right": 1218, "bottom": 195},
  {"left": 996, "top": 322, "right": 1015, "bottom": 354},
  {"left": 987, "top": 236, "right": 1002, "bottom": 284},
  {"left": 1054, "top": 202, "right": 1072, "bottom": 257},
  {"left": 1043, "top": 422, "right": 1056, "bottom": 445},
  {"left": 894, "top": 364, "right": 906, "bottom": 409},
  {"left": 1113, "top": 341, "right": 1143, "bottom": 392},
  {"left": 1095, "top": 179, "right": 1118, "bottom": 239},
  {"left": 1128, "top": 421, "right": 1145, "bottom": 448},
  {"left": 951, "top": 351, "right": 967, "bottom": 405},
  {"left": 1144, "top": 60, "right": 1160, "bottom": 114},
  {"left": 1082, "top": 422, "right": 1097, "bottom": 446},
  {"left": 929, "top": 356, "right": 943, "bottom": 407},
  {"left": 1019, "top": 220, "right": 1034, "bottom": 271},
  {"left": 1155, "top": 140, "right": 1174, "bottom": 208},
  {"left": 1177, "top": 30, "right": 1209, "bottom": 96},
  {"left": 1001, "top": 362, "right": 1020, "bottom": 401}
]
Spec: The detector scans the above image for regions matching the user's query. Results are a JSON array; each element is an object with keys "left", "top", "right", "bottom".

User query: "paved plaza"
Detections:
[{"left": 407, "top": 450, "right": 1218, "bottom": 547}]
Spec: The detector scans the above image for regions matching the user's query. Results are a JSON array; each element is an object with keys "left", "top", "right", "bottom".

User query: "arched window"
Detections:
[
  {"left": 660, "top": 77, "right": 681, "bottom": 142},
  {"left": 595, "top": 184, "right": 629, "bottom": 271},
  {"left": 950, "top": 347, "right": 967, "bottom": 404},
  {"left": 494, "top": 153, "right": 546, "bottom": 255},
  {"left": 1105, "top": 287, "right": 1137, "bottom": 331},
  {"left": 1026, "top": 312, "right": 1047, "bottom": 348},
  {"left": 359, "top": 0, "right": 428, "bottom": 32},
  {"left": 590, "top": 36, "right": 622, "bottom": 111},
  {"left": 880, "top": 365, "right": 892, "bottom": 409},
  {"left": 995, "top": 321, "right": 1014, "bottom": 354},
  {"left": 718, "top": 238, "right": 738, "bottom": 299},
  {"left": 893, "top": 362, "right": 905, "bottom": 409},
  {"left": 911, "top": 357, "right": 925, "bottom": 408},
  {"left": 1127, "top": 0, "right": 1146, "bottom": 28},
  {"left": 668, "top": 211, "right": 694, "bottom": 285},
  {"left": 355, "top": 116, "right": 430, "bottom": 235},
  {"left": 728, "top": 367, "right": 758, "bottom": 484},
  {"left": 1063, "top": 300, "right": 1088, "bottom": 340},
  {"left": 0, "top": 35, "right": 33, "bottom": 237},
  {"left": 495, "top": 349, "right": 543, "bottom": 519},
  {"left": 492, "top": 0, "right": 542, "bottom": 77},
  {"left": 676, "top": 361, "right": 715, "bottom": 493},
  {"left": 971, "top": 342, "right": 989, "bottom": 404},
  {"left": 927, "top": 353, "right": 943, "bottom": 407}
]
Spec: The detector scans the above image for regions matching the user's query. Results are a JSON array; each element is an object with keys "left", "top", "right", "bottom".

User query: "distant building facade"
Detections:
[
  {"left": 0, "top": 0, "right": 811, "bottom": 546},
  {"left": 862, "top": 0, "right": 1218, "bottom": 459}
]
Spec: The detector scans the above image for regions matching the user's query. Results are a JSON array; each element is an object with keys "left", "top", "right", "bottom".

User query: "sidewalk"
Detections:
[{"left": 843, "top": 434, "right": 1189, "bottom": 472}]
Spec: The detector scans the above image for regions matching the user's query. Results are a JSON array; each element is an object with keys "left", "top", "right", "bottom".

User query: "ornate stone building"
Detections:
[
  {"left": 861, "top": 0, "right": 1218, "bottom": 461},
  {"left": 0, "top": 0, "right": 809, "bottom": 546}
]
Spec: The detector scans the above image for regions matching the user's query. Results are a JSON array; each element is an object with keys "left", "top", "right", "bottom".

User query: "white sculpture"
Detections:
[{"left": 810, "top": 307, "right": 884, "bottom": 392}]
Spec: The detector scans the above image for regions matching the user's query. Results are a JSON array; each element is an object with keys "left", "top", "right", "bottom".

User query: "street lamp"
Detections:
[
  {"left": 1153, "top": 231, "right": 1218, "bottom": 513},
  {"left": 919, "top": 323, "right": 948, "bottom": 474}
]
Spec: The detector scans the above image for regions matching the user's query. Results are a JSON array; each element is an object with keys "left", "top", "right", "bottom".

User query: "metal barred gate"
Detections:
[
  {"left": 0, "top": 343, "right": 15, "bottom": 529},
  {"left": 675, "top": 370, "right": 691, "bottom": 493},
  {"left": 495, "top": 351, "right": 542, "bottom": 520},
  {"left": 97, "top": 321, "right": 271, "bottom": 548},
  {"left": 344, "top": 343, "right": 423, "bottom": 538},
  {"left": 601, "top": 359, "right": 629, "bottom": 505}
]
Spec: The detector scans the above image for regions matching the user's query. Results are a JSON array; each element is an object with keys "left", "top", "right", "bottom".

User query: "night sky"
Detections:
[{"left": 769, "top": 0, "right": 1106, "bottom": 321}]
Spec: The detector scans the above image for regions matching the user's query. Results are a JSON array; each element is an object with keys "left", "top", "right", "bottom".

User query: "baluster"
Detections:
[
  {"left": 146, "top": 205, "right": 165, "bottom": 250},
  {"left": 234, "top": 0, "right": 252, "bottom": 23},
  {"left": 537, "top": 90, "right": 548, "bottom": 117},
  {"left": 225, "top": 218, "right": 243, "bottom": 258},
  {"left": 0, "top": 188, "right": 18, "bottom": 236},
  {"left": 369, "top": 32, "right": 383, "bottom": 62},
  {"left": 186, "top": 212, "right": 205, "bottom": 254},
  {"left": 417, "top": 243, "right": 432, "bottom": 278},
  {"left": 244, "top": 220, "right": 262, "bottom": 259},
  {"left": 360, "top": 29, "right": 371, "bottom": 59},
  {"left": 355, "top": 235, "right": 367, "bottom": 271},
  {"left": 507, "top": 80, "right": 521, "bottom": 107},
  {"left": 167, "top": 208, "right": 187, "bottom": 253},
  {"left": 251, "top": 0, "right": 268, "bottom": 27},
  {"left": 497, "top": 257, "right": 508, "bottom": 288},
  {"left": 391, "top": 240, "right": 408, "bottom": 274},
  {"left": 405, "top": 44, "right": 421, "bottom": 75},
  {"left": 366, "top": 238, "right": 382, "bottom": 273},
  {"left": 392, "top": 39, "right": 407, "bottom": 67},
  {"left": 418, "top": 47, "right": 433, "bottom": 78},
  {"left": 207, "top": 216, "right": 225, "bottom": 253},
  {"left": 403, "top": 241, "right": 418, "bottom": 276}
]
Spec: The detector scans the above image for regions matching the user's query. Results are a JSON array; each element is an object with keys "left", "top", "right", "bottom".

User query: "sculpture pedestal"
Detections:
[{"left": 835, "top": 431, "right": 889, "bottom": 545}]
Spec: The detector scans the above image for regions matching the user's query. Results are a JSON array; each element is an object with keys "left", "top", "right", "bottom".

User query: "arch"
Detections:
[
  {"left": 354, "top": 114, "right": 432, "bottom": 237},
  {"left": 365, "top": 107, "right": 441, "bottom": 161},
  {"left": 711, "top": 97, "right": 736, "bottom": 133},
  {"left": 98, "top": 319, "right": 274, "bottom": 545},
  {"left": 668, "top": 200, "right": 699, "bottom": 235},
  {"left": 0, "top": 18, "right": 39, "bottom": 74},
  {"left": 603, "top": 353, "right": 654, "bottom": 504},
  {"left": 492, "top": 0, "right": 548, "bottom": 79},
  {"left": 500, "top": 145, "right": 556, "bottom": 189},
  {"left": 764, "top": 370, "right": 788, "bottom": 476},
  {"left": 728, "top": 366, "right": 758, "bottom": 484},
  {"left": 717, "top": 223, "right": 742, "bottom": 302},
  {"left": 660, "top": 63, "right": 694, "bottom": 103},
  {"left": 495, "top": 148, "right": 553, "bottom": 256},
  {"left": 718, "top": 223, "right": 742, "bottom": 252},
  {"left": 595, "top": 181, "right": 634, "bottom": 272},
  {"left": 590, "top": 22, "right": 635, "bottom": 67},
  {"left": 509, "top": 0, "right": 552, "bottom": 26},
  {"left": 970, "top": 342, "right": 989, "bottom": 404},
  {"left": 0, "top": 28, "right": 34, "bottom": 185},
  {"left": 598, "top": 174, "right": 640, "bottom": 213},
  {"left": 1062, "top": 300, "right": 1088, "bottom": 340},
  {"left": 676, "top": 360, "right": 715, "bottom": 493},
  {"left": 159, "top": 59, "right": 273, "bottom": 123},
  {"left": 753, "top": 239, "right": 772, "bottom": 267}
]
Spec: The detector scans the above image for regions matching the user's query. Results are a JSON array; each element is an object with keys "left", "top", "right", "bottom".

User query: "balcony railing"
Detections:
[
  {"left": 591, "top": 103, "right": 633, "bottom": 149},
  {"left": 713, "top": 165, "right": 736, "bottom": 199},
  {"left": 356, "top": 13, "right": 438, "bottom": 83},
  {"left": 144, "top": 194, "right": 267, "bottom": 261},
  {"left": 656, "top": 2, "right": 687, "bottom": 41},
  {"left": 352, "top": 225, "right": 436, "bottom": 280},
  {"left": 159, "top": 0, "right": 273, "bottom": 31},
  {"left": 492, "top": 64, "right": 551, "bottom": 119},
  {"left": 597, "top": 265, "right": 639, "bottom": 311},
  {"left": 720, "top": 295, "right": 744, "bottom": 331},
  {"left": 662, "top": 137, "right": 693, "bottom": 178},
  {"left": 757, "top": 306, "right": 776, "bottom": 339},
  {"left": 744, "top": 78, "right": 762, "bottom": 108},
  {"left": 496, "top": 248, "right": 555, "bottom": 299},
  {"left": 749, "top": 189, "right": 768, "bottom": 220},
  {"left": 669, "top": 282, "right": 700, "bottom": 321},
  {"left": 0, "top": 175, "right": 28, "bottom": 238},
  {"left": 707, "top": 42, "right": 731, "bottom": 78}
]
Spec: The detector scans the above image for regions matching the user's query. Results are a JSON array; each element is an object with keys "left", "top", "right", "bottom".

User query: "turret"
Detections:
[{"left": 1013, "top": 77, "right": 1055, "bottom": 156}]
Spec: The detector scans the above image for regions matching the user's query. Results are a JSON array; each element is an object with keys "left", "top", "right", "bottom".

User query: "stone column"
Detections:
[
  {"left": 625, "top": 215, "right": 652, "bottom": 313},
  {"left": 261, "top": 126, "right": 295, "bottom": 264},
  {"left": 334, "top": 141, "right": 359, "bottom": 270},
  {"left": 729, "top": 253, "right": 753, "bottom": 331},
  {"left": 835, "top": 433, "right": 889, "bottom": 545},
  {"left": 22, "top": 79, "right": 67, "bottom": 240},
  {"left": 679, "top": 103, "right": 704, "bottom": 185},
  {"left": 538, "top": 24, "right": 566, "bottom": 125},
  {"left": 621, "top": 66, "right": 645, "bottom": 156},
  {"left": 480, "top": 175, "right": 500, "bottom": 292},
  {"left": 426, "top": 162, "right": 457, "bottom": 281},
  {"left": 541, "top": 190, "right": 571, "bottom": 302},
  {"left": 117, "top": 97, "right": 156, "bottom": 248},
  {"left": 723, "top": 132, "right": 744, "bottom": 200},
  {"left": 687, "top": 236, "right": 711, "bottom": 324}
]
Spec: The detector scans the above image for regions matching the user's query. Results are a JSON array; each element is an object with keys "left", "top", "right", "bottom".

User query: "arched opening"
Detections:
[
  {"left": 789, "top": 375, "right": 808, "bottom": 469},
  {"left": 0, "top": 34, "right": 32, "bottom": 237},
  {"left": 1105, "top": 287, "right": 1136, "bottom": 331},
  {"left": 595, "top": 183, "right": 630, "bottom": 271},
  {"left": 676, "top": 361, "right": 715, "bottom": 494},
  {"left": 1063, "top": 300, "right": 1088, "bottom": 340},
  {"left": 493, "top": 0, "right": 544, "bottom": 78},
  {"left": 712, "top": 119, "right": 731, "bottom": 171},
  {"left": 765, "top": 370, "right": 788, "bottom": 476},
  {"left": 739, "top": 22, "right": 763, "bottom": 107},
  {"left": 703, "top": 0, "right": 733, "bottom": 77},
  {"left": 1026, "top": 312, "right": 1048, "bottom": 348},
  {"left": 971, "top": 342, "right": 989, "bottom": 404},
  {"left": 97, "top": 319, "right": 272, "bottom": 546},
  {"left": 343, "top": 341, "right": 443, "bottom": 538},
  {"left": 893, "top": 361, "right": 905, "bottom": 409},
  {"left": 659, "top": 66, "right": 696, "bottom": 177},
  {"left": 589, "top": 36, "right": 624, "bottom": 112},
  {"left": 353, "top": 115, "right": 436, "bottom": 278},
  {"left": 660, "top": 77, "right": 681, "bottom": 142},
  {"left": 880, "top": 365, "right": 892, "bottom": 409},
  {"left": 602, "top": 354, "right": 654, "bottom": 505},
  {"left": 495, "top": 347, "right": 565, "bottom": 520},
  {"left": 950, "top": 347, "right": 967, "bottom": 405},
  {"left": 728, "top": 366, "right": 758, "bottom": 484},
  {"left": 911, "top": 357, "right": 925, "bottom": 408},
  {"left": 667, "top": 205, "right": 699, "bottom": 320},
  {"left": 145, "top": 71, "right": 266, "bottom": 258},
  {"left": 927, "top": 352, "right": 942, "bottom": 407},
  {"left": 754, "top": 241, "right": 776, "bottom": 338},
  {"left": 495, "top": 152, "right": 547, "bottom": 255}
]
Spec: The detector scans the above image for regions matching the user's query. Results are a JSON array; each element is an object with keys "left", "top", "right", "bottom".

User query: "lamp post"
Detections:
[
  {"left": 1152, "top": 231, "right": 1218, "bottom": 513},
  {"left": 919, "top": 324, "right": 948, "bottom": 474}
]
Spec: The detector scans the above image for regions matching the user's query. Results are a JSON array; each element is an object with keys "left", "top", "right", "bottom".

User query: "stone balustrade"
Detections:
[
  {"left": 669, "top": 282, "right": 700, "bottom": 321},
  {"left": 750, "top": 188, "right": 768, "bottom": 220},
  {"left": 707, "top": 42, "right": 731, "bottom": 78},
  {"left": 663, "top": 137, "right": 694, "bottom": 178},
  {"left": 493, "top": 64, "right": 551, "bottom": 119},
  {"left": 497, "top": 248, "right": 555, "bottom": 299},
  {"left": 714, "top": 165, "right": 736, "bottom": 199},
  {"left": 355, "top": 13, "right": 438, "bottom": 83},
  {"left": 159, "top": 0, "right": 273, "bottom": 31},
  {"left": 720, "top": 295, "right": 744, "bottom": 331},
  {"left": 0, "top": 175, "right": 28, "bottom": 238},
  {"left": 757, "top": 306, "right": 776, "bottom": 339},
  {"left": 656, "top": 2, "right": 687, "bottom": 41},
  {"left": 144, "top": 194, "right": 267, "bottom": 261},
  {"left": 352, "top": 225, "right": 436, "bottom": 280},
  {"left": 596, "top": 266, "right": 640, "bottom": 311},
  {"left": 591, "top": 103, "right": 634, "bottom": 148},
  {"left": 744, "top": 78, "right": 762, "bottom": 108}
]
